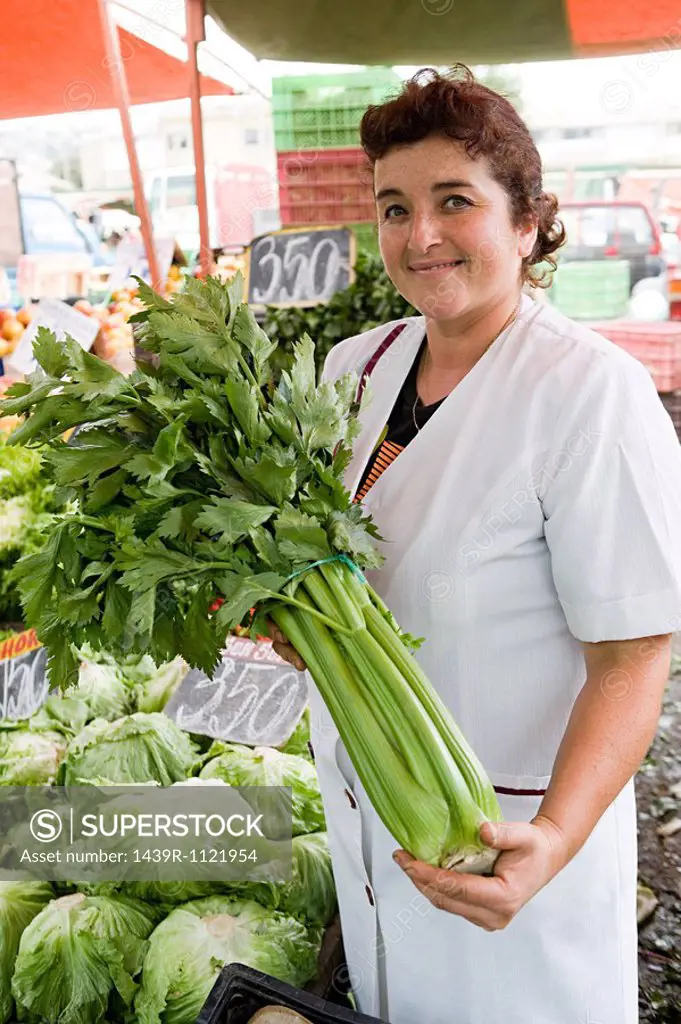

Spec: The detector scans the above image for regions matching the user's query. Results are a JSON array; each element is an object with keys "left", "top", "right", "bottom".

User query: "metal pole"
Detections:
[
  {"left": 185, "top": 0, "right": 213, "bottom": 279},
  {"left": 97, "top": 0, "right": 162, "bottom": 291}
]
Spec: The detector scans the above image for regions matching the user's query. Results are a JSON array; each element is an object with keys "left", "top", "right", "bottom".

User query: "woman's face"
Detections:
[{"left": 374, "top": 135, "right": 537, "bottom": 322}]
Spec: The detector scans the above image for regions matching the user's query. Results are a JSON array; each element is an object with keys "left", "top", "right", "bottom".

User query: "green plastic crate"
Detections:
[
  {"left": 272, "top": 68, "right": 401, "bottom": 150},
  {"left": 272, "top": 68, "right": 400, "bottom": 98},
  {"left": 548, "top": 260, "right": 630, "bottom": 320}
]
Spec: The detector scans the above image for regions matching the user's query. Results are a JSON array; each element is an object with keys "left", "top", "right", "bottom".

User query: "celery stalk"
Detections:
[
  {"left": 339, "top": 564, "right": 503, "bottom": 825},
  {"left": 271, "top": 599, "right": 453, "bottom": 864},
  {"left": 272, "top": 563, "right": 502, "bottom": 873}
]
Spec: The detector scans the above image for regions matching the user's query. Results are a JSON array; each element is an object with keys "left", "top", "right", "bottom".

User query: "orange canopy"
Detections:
[{"left": 0, "top": 0, "right": 232, "bottom": 121}]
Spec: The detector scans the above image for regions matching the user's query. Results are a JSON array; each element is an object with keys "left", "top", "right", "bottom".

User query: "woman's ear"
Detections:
[{"left": 518, "top": 218, "right": 539, "bottom": 260}]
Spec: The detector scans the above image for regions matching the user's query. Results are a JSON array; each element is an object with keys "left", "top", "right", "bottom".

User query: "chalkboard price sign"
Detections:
[
  {"left": 246, "top": 226, "right": 354, "bottom": 308},
  {"left": 0, "top": 629, "right": 49, "bottom": 721},
  {"left": 164, "top": 636, "right": 308, "bottom": 748}
]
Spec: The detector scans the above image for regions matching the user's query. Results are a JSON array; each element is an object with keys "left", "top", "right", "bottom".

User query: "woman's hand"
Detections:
[
  {"left": 266, "top": 619, "right": 307, "bottom": 672},
  {"left": 393, "top": 815, "right": 568, "bottom": 931}
]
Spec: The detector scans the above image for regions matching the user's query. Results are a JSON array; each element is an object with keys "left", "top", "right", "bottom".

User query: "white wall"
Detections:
[
  {"left": 78, "top": 94, "right": 276, "bottom": 195},
  {"left": 535, "top": 122, "right": 681, "bottom": 173}
]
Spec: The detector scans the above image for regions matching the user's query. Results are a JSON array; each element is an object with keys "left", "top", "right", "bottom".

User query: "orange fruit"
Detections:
[{"left": 1, "top": 319, "right": 23, "bottom": 343}]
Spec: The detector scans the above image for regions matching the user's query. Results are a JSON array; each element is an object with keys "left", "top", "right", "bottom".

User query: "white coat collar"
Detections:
[{"left": 346, "top": 317, "right": 425, "bottom": 499}]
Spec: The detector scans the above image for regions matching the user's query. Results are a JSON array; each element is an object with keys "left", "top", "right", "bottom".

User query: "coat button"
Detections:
[
  {"left": 365, "top": 884, "right": 375, "bottom": 907},
  {"left": 344, "top": 788, "right": 357, "bottom": 809}
]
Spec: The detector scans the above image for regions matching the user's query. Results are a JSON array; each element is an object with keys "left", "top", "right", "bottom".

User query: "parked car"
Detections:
[
  {"left": 657, "top": 212, "right": 681, "bottom": 321},
  {"left": 558, "top": 200, "right": 665, "bottom": 292},
  {"left": 1, "top": 189, "right": 113, "bottom": 306}
]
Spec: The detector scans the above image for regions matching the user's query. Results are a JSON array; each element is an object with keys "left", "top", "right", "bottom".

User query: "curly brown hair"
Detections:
[{"left": 360, "top": 65, "right": 566, "bottom": 288}]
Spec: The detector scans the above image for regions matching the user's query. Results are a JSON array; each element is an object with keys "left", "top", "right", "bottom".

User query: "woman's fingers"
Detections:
[
  {"left": 273, "top": 641, "right": 307, "bottom": 672},
  {"left": 266, "top": 618, "right": 307, "bottom": 671}
]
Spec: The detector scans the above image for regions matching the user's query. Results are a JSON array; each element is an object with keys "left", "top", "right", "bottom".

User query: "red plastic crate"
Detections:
[
  {"left": 588, "top": 320, "right": 681, "bottom": 392},
  {"left": 277, "top": 148, "right": 375, "bottom": 226}
]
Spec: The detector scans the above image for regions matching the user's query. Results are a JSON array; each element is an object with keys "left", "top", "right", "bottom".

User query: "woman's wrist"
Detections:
[{"left": 530, "top": 812, "right": 573, "bottom": 875}]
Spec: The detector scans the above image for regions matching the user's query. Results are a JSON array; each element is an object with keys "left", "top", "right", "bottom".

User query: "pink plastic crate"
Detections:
[
  {"left": 277, "top": 148, "right": 374, "bottom": 226},
  {"left": 214, "top": 164, "right": 275, "bottom": 247},
  {"left": 589, "top": 321, "right": 681, "bottom": 392}
]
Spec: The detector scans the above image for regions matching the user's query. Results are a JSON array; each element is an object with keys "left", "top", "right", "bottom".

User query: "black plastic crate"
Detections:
[{"left": 197, "top": 963, "right": 387, "bottom": 1024}]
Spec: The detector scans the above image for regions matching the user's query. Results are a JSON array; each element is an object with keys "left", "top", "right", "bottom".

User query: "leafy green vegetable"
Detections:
[
  {"left": 83, "top": 880, "right": 217, "bottom": 909},
  {"left": 0, "top": 273, "right": 382, "bottom": 688},
  {"left": 199, "top": 742, "right": 325, "bottom": 837},
  {"left": 279, "top": 706, "right": 312, "bottom": 761},
  {"left": 224, "top": 832, "right": 337, "bottom": 928},
  {"left": 0, "top": 438, "right": 64, "bottom": 625},
  {"left": 263, "top": 251, "right": 415, "bottom": 376},
  {"left": 125, "top": 654, "right": 187, "bottom": 714},
  {"left": 1, "top": 273, "right": 502, "bottom": 872},
  {"left": 278, "top": 832, "right": 336, "bottom": 925},
  {"left": 135, "top": 896, "right": 322, "bottom": 1024},
  {"left": 0, "top": 881, "right": 53, "bottom": 1024},
  {"left": 0, "top": 497, "right": 33, "bottom": 552},
  {"left": 0, "top": 727, "right": 66, "bottom": 785},
  {"left": 60, "top": 712, "right": 198, "bottom": 786},
  {"left": 75, "top": 827, "right": 335, "bottom": 928},
  {"left": 11, "top": 892, "right": 158, "bottom": 1024},
  {"left": 63, "top": 645, "right": 135, "bottom": 722}
]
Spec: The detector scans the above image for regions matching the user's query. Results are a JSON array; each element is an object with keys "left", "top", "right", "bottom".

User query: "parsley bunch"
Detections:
[
  {"left": 0, "top": 275, "right": 503, "bottom": 873},
  {"left": 0, "top": 275, "right": 382, "bottom": 689}
]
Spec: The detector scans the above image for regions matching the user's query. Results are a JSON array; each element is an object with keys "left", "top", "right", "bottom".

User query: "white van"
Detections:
[{"left": 145, "top": 165, "right": 280, "bottom": 254}]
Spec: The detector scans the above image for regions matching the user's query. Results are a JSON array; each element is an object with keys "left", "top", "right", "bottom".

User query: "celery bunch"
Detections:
[{"left": 0, "top": 274, "right": 501, "bottom": 870}]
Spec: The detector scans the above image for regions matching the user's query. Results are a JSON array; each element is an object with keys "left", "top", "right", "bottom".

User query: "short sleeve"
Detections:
[{"left": 542, "top": 352, "right": 681, "bottom": 642}]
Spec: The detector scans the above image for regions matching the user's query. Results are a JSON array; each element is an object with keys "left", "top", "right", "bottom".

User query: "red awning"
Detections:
[
  {"left": 567, "top": 0, "right": 681, "bottom": 56},
  {"left": 0, "top": 0, "right": 232, "bottom": 121}
]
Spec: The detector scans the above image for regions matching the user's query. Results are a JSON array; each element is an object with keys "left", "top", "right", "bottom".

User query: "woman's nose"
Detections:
[{"left": 408, "top": 211, "right": 444, "bottom": 253}]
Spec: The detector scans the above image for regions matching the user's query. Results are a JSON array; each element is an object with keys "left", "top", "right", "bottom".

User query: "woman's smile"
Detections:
[{"left": 407, "top": 258, "right": 467, "bottom": 276}]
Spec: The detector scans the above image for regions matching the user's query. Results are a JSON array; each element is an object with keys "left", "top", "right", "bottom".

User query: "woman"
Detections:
[{"left": 271, "top": 67, "right": 681, "bottom": 1024}]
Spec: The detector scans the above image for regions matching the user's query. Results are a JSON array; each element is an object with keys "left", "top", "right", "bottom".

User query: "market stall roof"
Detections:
[
  {"left": 206, "top": 0, "right": 681, "bottom": 64},
  {"left": 0, "top": 0, "right": 232, "bottom": 121}
]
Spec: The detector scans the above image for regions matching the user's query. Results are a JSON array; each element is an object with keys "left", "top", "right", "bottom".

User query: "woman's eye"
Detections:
[
  {"left": 444, "top": 195, "right": 471, "bottom": 210},
  {"left": 383, "top": 204, "right": 407, "bottom": 220}
]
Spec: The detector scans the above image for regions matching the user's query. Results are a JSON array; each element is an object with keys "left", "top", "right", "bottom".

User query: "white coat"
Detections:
[{"left": 307, "top": 294, "right": 681, "bottom": 1024}]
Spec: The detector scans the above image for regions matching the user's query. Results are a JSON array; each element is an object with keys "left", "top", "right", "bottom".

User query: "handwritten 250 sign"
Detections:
[{"left": 0, "top": 629, "right": 48, "bottom": 721}]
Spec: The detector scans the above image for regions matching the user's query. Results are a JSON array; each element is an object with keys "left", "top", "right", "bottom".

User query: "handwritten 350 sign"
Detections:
[
  {"left": 252, "top": 234, "right": 342, "bottom": 304},
  {"left": 164, "top": 636, "right": 308, "bottom": 747},
  {"left": 248, "top": 227, "right": 354, "bottom": 307}
]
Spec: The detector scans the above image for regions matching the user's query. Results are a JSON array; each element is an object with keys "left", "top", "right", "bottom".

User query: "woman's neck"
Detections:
[{"left": 424, "top": 291, "right": 522, "bottom": 375}]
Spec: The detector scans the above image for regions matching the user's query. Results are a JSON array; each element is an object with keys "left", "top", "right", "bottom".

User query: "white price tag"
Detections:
[{"left": 5, "top": 299, "right": 99, "bottom": 377}]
